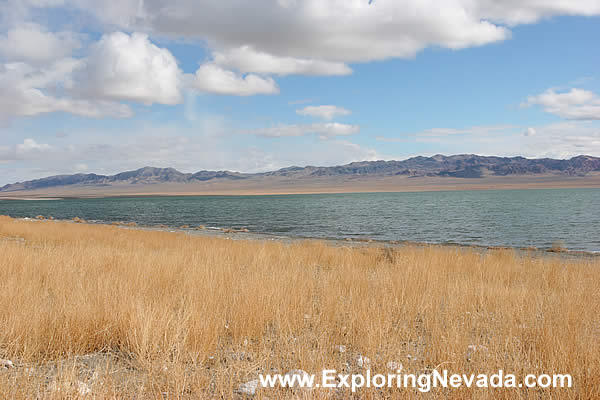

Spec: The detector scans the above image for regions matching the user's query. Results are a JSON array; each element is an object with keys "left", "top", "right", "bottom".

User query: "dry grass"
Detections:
[{"left": 0, "top": 216, "right": 598, "bottom": 399}]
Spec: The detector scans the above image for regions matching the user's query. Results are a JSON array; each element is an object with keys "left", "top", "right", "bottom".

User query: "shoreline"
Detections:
[
  {"left": 16, "top": 216, "right": 600, "bottom": 260},
  {"left": 1, "top": 184, "right": 599, "bottom": 201}
]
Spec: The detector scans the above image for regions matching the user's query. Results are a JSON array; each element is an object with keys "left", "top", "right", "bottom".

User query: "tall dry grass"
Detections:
[{"left": 0, "top": 215, "right": 598, "bottom": 399}]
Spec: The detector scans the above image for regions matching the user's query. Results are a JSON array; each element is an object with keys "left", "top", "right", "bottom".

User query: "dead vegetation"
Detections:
[{"left": 0, "top": 216, "right": 598, "bottom": 399}]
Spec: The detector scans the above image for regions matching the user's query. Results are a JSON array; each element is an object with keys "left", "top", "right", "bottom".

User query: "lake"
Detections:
[{"left": 1, "top": 188, "right": 599, "bottom": 252}]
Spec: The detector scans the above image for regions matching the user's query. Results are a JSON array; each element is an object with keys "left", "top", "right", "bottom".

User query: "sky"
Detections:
[{"left": 1, "top": 0, "right": 600, "bottom": 185}]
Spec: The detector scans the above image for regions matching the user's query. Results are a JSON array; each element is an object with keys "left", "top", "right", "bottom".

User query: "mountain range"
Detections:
[{"left": 2, "top": 154, "right": 600, "bottom": 193}]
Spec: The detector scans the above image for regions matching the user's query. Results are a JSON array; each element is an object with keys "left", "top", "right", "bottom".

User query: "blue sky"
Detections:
[{"left": 1, "top": 1, "right": 600, "bottom": 184}]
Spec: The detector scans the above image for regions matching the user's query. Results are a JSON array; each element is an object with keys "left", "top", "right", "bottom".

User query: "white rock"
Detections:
[
  {"left": 285, "top": 369, "right": 308, "bottom": 377},
  {"left": 229, "top": 351, "right": 252, "bottom": 361},
  {"left": 334, "top": 345, "right": 347, "bottom": 354},
  {"left": 48, "top": 381, "right": 60, "bottom": 392},
  {"left": 235, "top": 379, "right": 259, "bottom": 396},
  {"left": 285, "top": 369, "right": 309, "bottom": 381},
  {"left": 0, "top": 359, "right": 13, "bottom": 369},
  {"left": 49, "top": 380, "right": 91, "bottom": 396},
  {"left": 386, "top": 361, "right": 402, "bottom": 371},
  {"left": 77, "top": 381, "right": 91, "bottom": 396},
  {"left": 466, "top": 344, "right": 489, "bottom": 361},
  {"left": 356, "top": 354, "right": 371, "bottom": 369}
]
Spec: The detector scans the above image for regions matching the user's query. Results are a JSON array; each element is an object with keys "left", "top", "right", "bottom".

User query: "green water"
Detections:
[{"left": 1, "top": 188, "right": 599, "bottom": 252}]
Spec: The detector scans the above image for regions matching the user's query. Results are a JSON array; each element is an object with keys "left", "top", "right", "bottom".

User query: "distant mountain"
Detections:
[
  {"left": 2, "top": 155, "right": 600, "bottom": 192},
  {"left": 263, "top": 155, "right": 600, "bottom": 178},
  {"left": 0, "top": 166, "right": 248, "bottom": 192}
]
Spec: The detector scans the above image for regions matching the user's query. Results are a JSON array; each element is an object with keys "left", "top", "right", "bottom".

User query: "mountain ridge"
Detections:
[{"left": 2, "top": 154, "right": 600, "bottom": 193}]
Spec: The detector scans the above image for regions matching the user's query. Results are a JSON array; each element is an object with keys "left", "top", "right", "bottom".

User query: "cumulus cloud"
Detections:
[
  {"left": 468, "top": 0, "right": 600, "bottom": 25},
  {"left": 0, "top": 31, "right": 185, "bottom": 122},
  {"left": 3, "top": 1, "right": 600, "bottom": 120},
  {"left": 296, "top": 105, "right": 351, "bottom": 120},
  {"left": 191, "top": 63, "right": 279, "bottom": 96},
  {"left": 78, "top": 32, "right": 182, "bottom": 105},
  {"left": 524, "top": 127, "right": 536, "bottom": 136},
  {"left": 4, "top": 1, "right": 600, "bottom": 76},
  {"left": 41, "top": 0, "right": 597, "bottom": 67},
  {"left": 0, "top": 138, "right": 54, "bottom": 162},
  {"left": 212, "top": 46, "right": 352, "bottom": 76},
  {"left": 0, "top": 23, "right": 81, "bottom": 64},
  {"left": 0, "top": 61, "right": 132, "bottom": 122},
  {"left": 523, "top": 88, "right": 600, "bottom": 120},
  {"left": 59, "top": 0, "right": 511, "bottom": 63},
  {"left": 243, "top": 122, "right": 359, "bottom": 138}
]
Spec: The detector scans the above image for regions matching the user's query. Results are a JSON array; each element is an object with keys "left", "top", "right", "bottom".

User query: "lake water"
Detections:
[{"left": 1, "top": 188, "right": 599, "bottom": 252}]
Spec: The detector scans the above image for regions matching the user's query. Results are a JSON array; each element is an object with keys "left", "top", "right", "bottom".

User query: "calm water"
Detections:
[{"left": 1, "top": 189, "right": 599, "bottom": 252}]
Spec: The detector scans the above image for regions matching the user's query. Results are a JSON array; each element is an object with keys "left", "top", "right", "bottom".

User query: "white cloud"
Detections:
[
  {"left": 0, "top": 31, "right": 186, "bottom": 122},
  {"left": 191, "top": 64, "right": 279, "bottom": 96},
  {"left": 244, "top": 122, "right": 359, "bottom": 138},
  {"left": 0, "top": 125, "right": 382, "bottom": 185},
  {"left": 519, "top": 121, "right": 600, "bottom": 158},
  {"left": 296, "top": 105, "right": 351, "bottom": 120},
  {"left": 417, "top": 125, "right": 521, "bottom": 137},
  {"left": 5, "top": 1, "right": 600, "bottom": 71},
  {"left": 3, "top": 2, "right": 600, "bottom": 121},
  {"left": 0, "top": 1, "right": 66, "bottom": 31},
  {"left": 329, "top": 139, "right": 379, "bottom": 161},
  {"left": 378, "top": 122, "right": 600, "bottom": 160},
  {"left": 48, "top": 0, "right": 599, "bottom": 67},
  {"left": 0, "top": 61, "right": 132, "bottom": 122},
  {"left": 212, "top": 46, "right": 352, "bottom": 76},
  {"left": 523, "top": 88, "right": 600, "bottom": 120},
  {"left": 17, "top": 138, "right": 51, "bottom": 152},
  {"left": 59, "top": 0, "right": 513, "bottom": 63},
  {"left": 78, "top": 32, "right": 182, "bottom": 105},
  {"left": 0, "top": 23, "right": 81, "bottom": 64},
  {"left": 376, "top": 125, "right": 521, "bottom": 141},
  {"left": 0, "top": 138, "right": 54, "bottom": 162},
  {"left": 73, "top": 163, "right": 88, "bottom": 172},
  {"left": 468, "top": 1, "right": 600, "bottom": 25}
]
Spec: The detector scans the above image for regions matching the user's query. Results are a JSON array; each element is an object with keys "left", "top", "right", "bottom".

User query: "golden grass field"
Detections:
[{"left": 0, "top": 216, "right": 599, "bottom": 399}]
